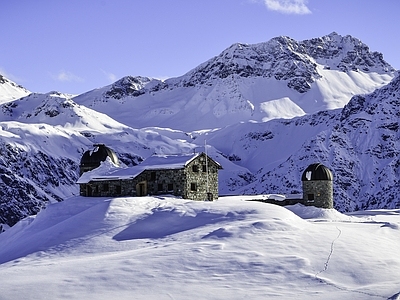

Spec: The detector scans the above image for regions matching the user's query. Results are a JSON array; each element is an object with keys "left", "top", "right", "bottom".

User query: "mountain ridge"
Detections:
[{"left": 73, "top": 32, "right": 395, "bottom": 131}]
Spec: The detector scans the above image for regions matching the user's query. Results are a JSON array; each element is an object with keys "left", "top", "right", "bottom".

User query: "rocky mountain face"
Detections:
[
  {"left": 0, "top": 140, "right": 78, "bottom": 227},
  {"left": 73, "top": 32, "right": 395, "bottom": 131},
  {"left": 181, "top": 32, "right": 394, "bottom": 92}
]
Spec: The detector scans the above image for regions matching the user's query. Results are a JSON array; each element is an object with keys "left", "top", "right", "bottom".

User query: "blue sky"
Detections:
[{"left": 1, "top": 0, "right": 399, "bottom": 95}]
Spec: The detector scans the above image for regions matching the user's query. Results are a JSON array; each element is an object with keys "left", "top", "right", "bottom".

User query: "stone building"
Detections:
[
  {"left": 301, "top": 163, "right": 333, "bottom": 209},
  {"left": 78, "top": 147, "right": 222, "bottom": 201}
]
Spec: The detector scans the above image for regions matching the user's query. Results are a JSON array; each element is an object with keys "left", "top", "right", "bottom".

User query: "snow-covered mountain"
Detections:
[
  {"left": 0, "top": 73, "right": 30, "bottom": 103},
  {"left": 0, "top": 32, "right": 399, "bottom": 228},
  {"left": 73, "top": 32, "right": 395, "bottom": 131},
  {"left": 205, "top": 73, "right": 400, "bottom": 212}
]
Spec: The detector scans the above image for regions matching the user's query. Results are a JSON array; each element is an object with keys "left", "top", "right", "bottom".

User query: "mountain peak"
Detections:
[
  {"left": 0, "top": 74, "right": 30, "bottom": 103},
  {"left": 302, "top": 33, "right": 394, "bottom": 73},
  {"left": 179, "top": 33, "right": 394, "bottom": 93},
  {"left": 104, "top": 76, "right": 155, "bottom": 99}
]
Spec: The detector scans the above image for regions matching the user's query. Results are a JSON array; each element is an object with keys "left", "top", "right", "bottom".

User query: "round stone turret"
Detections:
[
  {"left": 79, "top": 144, "right": 119, "bottom": 175},
  {"left": 301, "top": 163, "right": 333, "bottom": 208}
]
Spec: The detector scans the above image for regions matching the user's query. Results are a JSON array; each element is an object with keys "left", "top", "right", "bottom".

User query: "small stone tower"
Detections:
[
  {"left": 79, "top": 144, "right": 119, "bottom": 175},
  {"left": 301, "top": 163, "right": 333, "bottom": 209}
]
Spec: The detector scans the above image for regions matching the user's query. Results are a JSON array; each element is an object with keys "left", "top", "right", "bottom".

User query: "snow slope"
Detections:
[{"left": 0, "top": 196, "right": 399, "bottom": 299}]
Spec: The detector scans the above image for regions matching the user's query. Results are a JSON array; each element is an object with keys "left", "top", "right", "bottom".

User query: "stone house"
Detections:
[{"left": 78, "top": 148, "right": 222, "bottom": 201}]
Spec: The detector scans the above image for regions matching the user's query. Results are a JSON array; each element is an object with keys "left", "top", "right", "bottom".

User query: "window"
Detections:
[
  {"left": 202, "top": 165, "right": 207, "bottom": 172},
  {"left": 158, "top": 183, "right": 163, "bottom": 191},
  {"left": 190, "top": 183, "right": 197, "bottom": 191},
  {"left": 150, "top": 172, "right": 156, "bottom": 181},
  {"left": 167, "top": 183, "right": 173, "bottom": 191},
  {"left": 116, "top": 185, "right": 121, "bottom": 195},
  {"left": 307, "top": 194, "right": 314, "bottom": 201},
  {"left": 192, "top": 165, "right": 199, "bottom": 172},
  {"left": 102, "top": 183, "right": 109, "bottom": 192}
]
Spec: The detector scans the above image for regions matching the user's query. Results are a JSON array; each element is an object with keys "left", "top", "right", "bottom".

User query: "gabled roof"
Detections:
[{"left": 78, "top": 152, "right": 221, "bottom": 184}]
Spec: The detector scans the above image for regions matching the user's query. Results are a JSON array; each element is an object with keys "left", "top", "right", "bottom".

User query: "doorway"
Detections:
[{"left": 136, "top": 181, "right": 147, "bottom": 196}]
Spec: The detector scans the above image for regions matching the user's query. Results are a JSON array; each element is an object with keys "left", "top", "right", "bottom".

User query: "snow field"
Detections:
[{"left": 0, "top": 196, "right": 399, "bottom": 299}]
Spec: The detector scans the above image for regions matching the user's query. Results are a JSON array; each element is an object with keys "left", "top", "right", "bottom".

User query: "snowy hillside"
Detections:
[
  {"left": 0, "top": 196, "right": 399, "bottom": 299},
  {"left": 0, "top": 74, "right": 30, "bottom": 103},
  {"left": 73, "top": 33, "right": 395, "bottom": 131},
  {"left": 215, "top": 73, "right": 400, "bottom": 212}
]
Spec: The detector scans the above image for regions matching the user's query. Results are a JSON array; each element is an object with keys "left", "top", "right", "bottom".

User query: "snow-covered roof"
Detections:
[
  {"left": 77, "top": 153, "right": 203, "bottom": 184},
  {"left": 136, "top": 153, "right": 200, "bottom": 170}
]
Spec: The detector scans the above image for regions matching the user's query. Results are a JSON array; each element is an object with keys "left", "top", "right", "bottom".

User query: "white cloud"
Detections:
[
  {"left": 263, "top": 0, "right": 311, "bottom": 14},
  {"left": 101, "top": 69, "right": 117, "bottom": 83},
  {"left": 52, "top": 70, "right": 84, "bottom": 82}
]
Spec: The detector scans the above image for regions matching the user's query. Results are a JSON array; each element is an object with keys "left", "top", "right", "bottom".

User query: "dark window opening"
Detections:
[
  {"left": 207, "top": 192, "right": 213, "bottom": 201},
  {"left": 102, "top": 183, "right": 109, "bottom": 192},
  {"left": 158, "top": 183, "right": 163, "bottom": 191},
  {"left": 307, "top": 194, "right": 315, "bottom": 201},
  {"left": 150, "top": 172, "right": 156, "bottom": 181},
  {"left": 116, "top": 185, "right": 121, "bottom": 195},
  {"left": 191, "top": 183, "right": 197, "bottom": 191},
  {"left": 167, "top": 183, "right": 173, "bottom": 191},
  {"left": 192, "top": 165, "right": 199, "bottom": 172},
  {"left": 202, "top": 165, "right": 207, "bottom": 172}
]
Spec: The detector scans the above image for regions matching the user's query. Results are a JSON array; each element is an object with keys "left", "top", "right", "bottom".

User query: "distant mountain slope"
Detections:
[
  {"left": 0, "top": 74, "right": 30, "bottom": 103},
  {"left": 217, "top": 73, "right": 400, "bottom": 211},
  {"left": 74, "top": 32, "right": 395, "bottom": 131}
]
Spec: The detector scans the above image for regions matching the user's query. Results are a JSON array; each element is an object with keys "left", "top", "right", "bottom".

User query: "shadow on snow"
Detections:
[{"left": 113, "top": 207, "right": 246, "bottom": 241}]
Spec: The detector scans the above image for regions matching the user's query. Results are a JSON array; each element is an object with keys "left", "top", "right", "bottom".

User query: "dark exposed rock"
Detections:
[
  {"left": 104, "top": 76, "right": 152, "bottom": 99},
  {"left": 178, "top": 32, "right": 394, "bottom": 93}
]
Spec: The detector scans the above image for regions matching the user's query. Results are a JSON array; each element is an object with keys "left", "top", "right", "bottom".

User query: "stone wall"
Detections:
[
  {"left": 184, "top": 155, "right": 219, "bottom": 201},
  {"left": 302, "top": 180, "right": 333, "bottom": 208},
  {"left": 79, "top": 179, "right": 124, "bottom": 197},
  {"left": 133, "top": 169, "right": 186, "bottom": 197}
]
